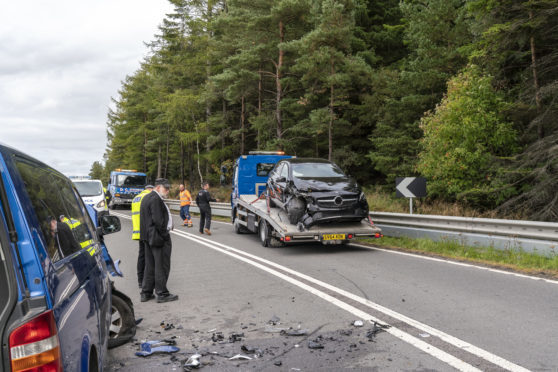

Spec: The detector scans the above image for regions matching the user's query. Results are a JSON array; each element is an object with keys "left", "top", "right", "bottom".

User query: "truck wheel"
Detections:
[
  {"left": 233, "top": 210, "right": 249, "bottom": 234},
  {"left": 286, "top": 198, "right": 305, "bottom": 225},
  {"left": 108, "top": 294, "right": 135, "bottom": 349},
  {"left": 259, "top": 220, "right": 272, "bottom": 247}
]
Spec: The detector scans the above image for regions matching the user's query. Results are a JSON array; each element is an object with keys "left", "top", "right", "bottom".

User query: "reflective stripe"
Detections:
[{"left": 131, "top": 212, "right": 140, "bottom": 216}]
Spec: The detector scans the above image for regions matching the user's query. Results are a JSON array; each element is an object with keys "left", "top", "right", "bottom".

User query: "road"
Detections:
[{"left": 106, "top": 210, "right": 558, "bottom": 371}]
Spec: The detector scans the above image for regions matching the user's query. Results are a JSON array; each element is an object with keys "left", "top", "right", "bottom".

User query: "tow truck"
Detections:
[
  {"left": 231, "top": 151, "right": 382, "bottom": 246},
  {"left": 107, "top": 169, "right": 147, "bottom": 209}
]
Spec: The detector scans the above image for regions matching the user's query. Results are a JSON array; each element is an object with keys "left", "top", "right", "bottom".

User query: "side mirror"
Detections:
[
  {"left": 100, "top": 215, "right": 121, "bottom": 235},
  {"left": 277, "top": 177, "right": 287, "bottom": 183}
]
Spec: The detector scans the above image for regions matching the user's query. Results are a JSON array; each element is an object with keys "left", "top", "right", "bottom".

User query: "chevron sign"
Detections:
[{"left": 395, "top": 177, "right": 427, "bottom": 198}]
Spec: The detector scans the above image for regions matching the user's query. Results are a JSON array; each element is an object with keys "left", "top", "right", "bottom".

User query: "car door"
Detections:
[{"left": 9, "top": 155, "right": 109, "bottom": 371}]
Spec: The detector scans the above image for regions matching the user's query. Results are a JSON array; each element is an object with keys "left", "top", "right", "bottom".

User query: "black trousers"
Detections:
[
  {"left": 199, "top": 206, "right": 212, "bottom": 232},
  {"left": 137, "top": 240, "right": 146, "bottom": 286},
  {"left": 141, "top": 238, "right": 172, "bottom": 296}
]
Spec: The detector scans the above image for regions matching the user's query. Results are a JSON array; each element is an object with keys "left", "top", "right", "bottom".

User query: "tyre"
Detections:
[
  {"left": 259, "top": 220, "right": 271, "bottom": 247},
  {"left": 233, "top": 209, "right": 249, "bottom": 234},
  {"left": 108, "top": 294, "right": 135, "bottom": 349},
  {"left": 286, "top": 198, "right": 305, "bottom": 225}
]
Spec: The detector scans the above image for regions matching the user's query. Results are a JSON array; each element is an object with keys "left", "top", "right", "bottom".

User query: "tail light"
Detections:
[
  {"left": 285, "top": 236, "right": 292, "bottom": 242},
  {"left": 374, "top": 233, "right": 382, "bottom": 238},
  {"left": 9, "top": 310, "right": 62, "bottom": 372},
  {"left": 347, "top": 234, "right": 353, "bottom": 239}
]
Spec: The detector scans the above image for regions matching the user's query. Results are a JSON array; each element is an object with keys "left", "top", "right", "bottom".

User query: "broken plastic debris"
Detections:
[
  {"left": 281, "top": 329, "right": 309, "bottom": 336},
  {"left": 135, "top": 318, "right": 143, "bottom": 325},
  {"left": 274, "top": 361, "right": 282, "bottom": 366},
  {"left": 353, "top": 320, "right": 364, "bottom": 327},
  {"left": 269, "top": 315, "right": 281, "bottom": 325},
  {"left": 308, "top": 341, "right": 324, "bottom": 349},
  {"left": 419, "top": 333, "right": 430, "bottom": 338},
  {"left": 211, "top": 333, "right": 224, "bottom": 342},
  {"left": 184, "top": 353, "right": 201, "bottom": 368},
  {"left": 366, "top": 322, "right": 391, "bottom": 341},
  {"left": 228, "top": 354, "right": 252, "bottom": 361},
  {"left": 207, "top": 328, "right": 217, "bottom": 333},
  {"left": 134, "top": 340, "right": 180, "bottom": 357},
  {"left": 264, "top": 326, "right": 289, "bottom": 333},
  {"left": 228, "top": 332, "right": 245, "bottom": 343}
]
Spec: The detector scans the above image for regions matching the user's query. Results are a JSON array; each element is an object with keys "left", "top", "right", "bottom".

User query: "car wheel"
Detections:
[
  {"left": 286, "top": 198, "right": 305, "bottom": 225},
  {"left": 108, "top": 294, "right": 135, "bottom": 349},
  {"left": 259, "top": 220, "right": 271, "bottom": 247}
]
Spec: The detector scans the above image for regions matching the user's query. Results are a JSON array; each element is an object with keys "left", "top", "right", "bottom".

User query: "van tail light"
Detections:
[{"left": 9, "top": 310, "right": 62, "bottom": 372}]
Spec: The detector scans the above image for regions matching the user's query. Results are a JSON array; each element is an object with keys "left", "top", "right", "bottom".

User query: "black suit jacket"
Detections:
[{"left": 139, "top": 191, "right": 170, "bottom": 247}]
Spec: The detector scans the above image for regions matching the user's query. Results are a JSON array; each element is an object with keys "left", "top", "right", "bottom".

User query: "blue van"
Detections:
[{"left": 0, "top": 144, "right": 121, "bottom": 371}]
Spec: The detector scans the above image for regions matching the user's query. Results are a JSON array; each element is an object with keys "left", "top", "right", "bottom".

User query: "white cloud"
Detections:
[{"left": 0, "top": 0, "right": 174, "bottom": 176}]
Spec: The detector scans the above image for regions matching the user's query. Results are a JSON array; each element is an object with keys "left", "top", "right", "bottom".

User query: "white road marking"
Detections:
[
  {"left": 350, "top": 243, "right": 558, "bottom": 286},
  {"left": 113, "top": 212, "right": 531, "bottom": 371}
]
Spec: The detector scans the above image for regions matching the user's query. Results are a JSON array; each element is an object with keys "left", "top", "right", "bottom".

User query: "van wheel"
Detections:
[
  {"left": 259, "top": 220, "right": 272, "bottom": 247},
  {"left": 286, "top": 198, "right": 305, "bottom": 225},
  {"left": 108, "top": 295, "right": 135, "bottom": 349}
]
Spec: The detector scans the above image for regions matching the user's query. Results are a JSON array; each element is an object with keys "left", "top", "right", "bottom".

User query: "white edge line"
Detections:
[
  {"left": 115, "top": 212, "right": 529, "bottom": 372},
  {"left": 350, "top": 243, "right": 558, "bottom": 286}
]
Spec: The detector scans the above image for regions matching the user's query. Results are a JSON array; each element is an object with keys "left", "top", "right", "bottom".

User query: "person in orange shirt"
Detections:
[{"left": 179, "top": 184, "right": 193, "bottom": 227}]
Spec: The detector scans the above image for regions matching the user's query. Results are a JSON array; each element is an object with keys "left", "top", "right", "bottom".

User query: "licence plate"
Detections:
[{"left": 322, "top": 234, "right": 346, "bottom": 241}]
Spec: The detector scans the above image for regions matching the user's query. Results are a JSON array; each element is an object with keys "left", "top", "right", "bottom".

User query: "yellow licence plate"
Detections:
[{"left": 322, "top": 234, "right": 346, "bottom": 241}]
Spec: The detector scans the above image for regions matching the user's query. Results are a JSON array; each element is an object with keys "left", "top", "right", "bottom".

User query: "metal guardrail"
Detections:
[{"left": 164, "top": 199, "right": 558, "bottom": 255}]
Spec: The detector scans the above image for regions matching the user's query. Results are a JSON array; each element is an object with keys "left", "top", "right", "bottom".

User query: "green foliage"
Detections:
[{"left": 417, "top": 66, "right": 518, "bottom": 201}]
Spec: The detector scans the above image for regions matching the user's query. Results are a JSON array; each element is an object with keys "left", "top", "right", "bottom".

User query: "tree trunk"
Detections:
[
  {"left": 240, "top": 95, "right": 246, "bottom": 154},
  {"left": 275, "top": 20, "right": 284, "bottom": 143},
  {"left": 157, "top": 143, "right": 162, "bottom": 179},
  {"left": 328, "top": 59, "right": 335, "bottom": 161},
  {"left": 222, "top": 99, "right": 227, "bottom": 152},
  {"left": 143, "top": 128, "right": 147, "bottom": 173},
  {"left": 164, "top": 124, "right": 169, "bottom": 179},
  {"left": 180, "top": 140, "right": 184, "bottom": 185},
  {"left": 188, "top": 143, "right": 195, "bottom": 189},
  {"left": 258, "top": 67, "right": 262, "bottom": 149},
  {"left": 529, "top": 9, "right": 543, "bottom": 139}
]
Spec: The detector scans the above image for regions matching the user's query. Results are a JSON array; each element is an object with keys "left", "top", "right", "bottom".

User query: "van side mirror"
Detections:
[{"left": 100, "top": 215, "right": 121, "bottom": 235}]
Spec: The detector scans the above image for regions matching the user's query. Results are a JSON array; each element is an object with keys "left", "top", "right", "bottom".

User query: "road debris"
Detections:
[
  {"left": 135, "top": 340, "right": 180, "bottom": 357},
  {"left": 228, "top": 354, "right": 252, "bottom": 361},
  {"left": 419, "top": 333, "right": 430, "bottom": 338},
  {"left": 353, "top": 320, "right": 364, "bottom": 327},
  {"left": 228, "top": 332, "right": 244, "bottom": 343},
  {"left": 274, "top": 360, "right": 282, "bottom": 366},
  {"left": 160, "top": 322, "right": 175, "bottom": 331},
  {"left": 280, "top": 329, "right": 309, "bottom": 336},
  {"left": 184, "top": 353, "right": 202, "bottom": 369},
  {"left": 269, "top": 315, "right": 281, "bottom": 325},
  {"left": 211, "top": 333, "right": 224, "bottom": 343},
  {"left": 366, "top": 322, "right": 391, "bottom": 341},
  {"left": 308, "top": 340, "right": 324, "bottom": 349}
]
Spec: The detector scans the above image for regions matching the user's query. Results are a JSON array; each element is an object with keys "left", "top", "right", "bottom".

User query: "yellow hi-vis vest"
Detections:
[
  {"left": 180, "top": 190, "right": 192, "bottom": 206},
  {"left": 132, "top": 189, "right": 151, "bottom": 240},
  {"left": 60, "top": 216, "right": 95, "bottom": 253}
]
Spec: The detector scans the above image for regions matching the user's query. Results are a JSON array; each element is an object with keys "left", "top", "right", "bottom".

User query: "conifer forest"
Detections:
[{"left": 94, "top": 0, "right": 558, "bottom": 220}]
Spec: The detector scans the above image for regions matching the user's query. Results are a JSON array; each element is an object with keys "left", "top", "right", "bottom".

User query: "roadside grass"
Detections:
[{"left": 357, "top": 236, "right": 558, "bottom": 278}]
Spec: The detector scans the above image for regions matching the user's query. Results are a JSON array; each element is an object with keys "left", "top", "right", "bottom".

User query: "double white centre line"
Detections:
[{"left": 113, "top": 212, "right": 530, "bottom": 371}]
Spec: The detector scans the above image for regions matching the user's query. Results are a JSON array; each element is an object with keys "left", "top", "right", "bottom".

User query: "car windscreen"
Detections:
[
  {"left": 291, "top": 163, "right": 346, "bottom": 179},
  {"left": 115, "top": 175, "right": 146, "bottom": 187},
  {"left": 73, "top": 181, "right": 102, "bottom": 197}
]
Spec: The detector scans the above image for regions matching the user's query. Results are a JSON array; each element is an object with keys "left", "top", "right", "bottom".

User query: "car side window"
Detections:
[
  {"left": 13, "top": 157, "right": 95, "bottom": 262},
  {"left": 280, "top": 163, "right": 289, "bottom": 179},
  {"left": 272, "top": 163, "right": 283, "bottom": 179}
]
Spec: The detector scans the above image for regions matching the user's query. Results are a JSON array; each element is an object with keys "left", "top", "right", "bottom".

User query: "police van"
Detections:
[{"left": 71, "top": 177, "right": 109, "bottom": 217}]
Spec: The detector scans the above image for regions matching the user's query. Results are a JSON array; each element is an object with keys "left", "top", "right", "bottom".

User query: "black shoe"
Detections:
[
  {"left": 199, "top": 230, "right": 204, "bottom": 234},
  {"left": 140, "top": 293, "right": 155, "bottom": 302},
  {"left": 156, "top": 293, "right": 178, "bottom": 303}
]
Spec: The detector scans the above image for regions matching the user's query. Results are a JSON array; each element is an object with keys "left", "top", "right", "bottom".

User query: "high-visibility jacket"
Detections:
[
  {"left": 180, "top": 190, "right": 192, "bottom": 206},
  {"left": 60, "top": 216, "right": 95, "bottom": 252},
  {"left": 132, "top": 189, "right": 152, "bottom": 240}
]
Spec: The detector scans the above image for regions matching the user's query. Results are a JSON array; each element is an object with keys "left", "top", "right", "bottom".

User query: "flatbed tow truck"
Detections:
[{"left": 231, "top": 152, "right": 382, "bottom": 246}]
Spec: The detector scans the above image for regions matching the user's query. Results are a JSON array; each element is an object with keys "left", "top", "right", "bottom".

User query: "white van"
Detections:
[{"left": 72, "top": 178, "right": 109, "bottom": 216}]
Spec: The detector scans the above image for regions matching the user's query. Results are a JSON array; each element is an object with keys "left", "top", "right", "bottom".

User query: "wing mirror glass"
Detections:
[
  {"left": 100, "top": 215, "right": 121, "bottom": 235},
  {"left": 277, "top": 177, "right": 287, "bottom": 183}
]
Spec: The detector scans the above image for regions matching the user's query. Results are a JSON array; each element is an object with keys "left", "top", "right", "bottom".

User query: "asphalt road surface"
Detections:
[{"left": 105, "top": 209, "right": 558, "bottom": 371}]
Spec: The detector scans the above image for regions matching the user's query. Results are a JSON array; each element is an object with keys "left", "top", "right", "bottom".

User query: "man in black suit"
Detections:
[{"left": 139, "top": 178, "right": 178, "bottom": 303}]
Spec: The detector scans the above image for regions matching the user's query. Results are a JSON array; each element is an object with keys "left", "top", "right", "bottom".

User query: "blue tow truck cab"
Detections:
[
  {"left": 231, "top": 151, "right": 293, "bottom": 211},
  {"left": 0, "top": 143, "right": 122, "bottom": 372},
  {"left": 107, "top": 169, "right": 147, "bottom": 209}
]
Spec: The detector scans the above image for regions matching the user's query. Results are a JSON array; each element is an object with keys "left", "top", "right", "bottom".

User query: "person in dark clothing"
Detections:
[
  {"left": 139, "top": 178, "right": 178, "bottom": 303},
  {"left": 196, "top": 181, "right": 216, "bottom": 235}
]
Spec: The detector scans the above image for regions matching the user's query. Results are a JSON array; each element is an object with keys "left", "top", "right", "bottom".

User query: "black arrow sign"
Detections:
[{"left": 395, "top": 177, "right": 427, "bottom": 198}]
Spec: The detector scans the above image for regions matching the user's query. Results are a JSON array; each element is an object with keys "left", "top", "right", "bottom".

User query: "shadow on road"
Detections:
[{"left": 274, "top": 242, "right": 375, "bottom": 256}]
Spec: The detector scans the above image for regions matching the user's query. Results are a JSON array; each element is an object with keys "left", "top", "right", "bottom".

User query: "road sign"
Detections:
[{"left": 396, "top": 177, "right": 426, "bottom": 198}]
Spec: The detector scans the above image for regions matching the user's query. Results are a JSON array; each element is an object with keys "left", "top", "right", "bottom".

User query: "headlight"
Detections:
[{"left": 96, "top": 200, "right": 105, "bottom": 208}]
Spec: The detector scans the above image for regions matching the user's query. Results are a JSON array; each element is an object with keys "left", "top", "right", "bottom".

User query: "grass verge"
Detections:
[{"left": 356, "top": 236, "right": 558, "bottom": 279}]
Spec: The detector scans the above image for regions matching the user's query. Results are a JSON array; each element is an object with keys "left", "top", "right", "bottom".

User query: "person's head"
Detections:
[
  {"left": 154, "top": 178, "right": 170, "bottom": 198},
  {"left": 145, "top": 184, "right": 154, "bottom": 191},
  {"left": 179, "top": 184, "right": 184, "bottom": 191},
  {"left": 202, "top": 181, "right": 210, "bottom": 190}
]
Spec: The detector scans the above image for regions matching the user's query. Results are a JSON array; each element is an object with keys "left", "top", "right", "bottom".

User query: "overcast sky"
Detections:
[{"left": 0, "top": 0, "right": 174, "bottom": 176}]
